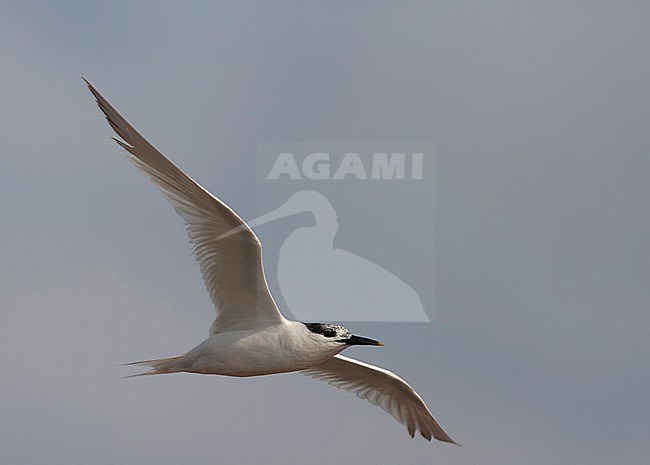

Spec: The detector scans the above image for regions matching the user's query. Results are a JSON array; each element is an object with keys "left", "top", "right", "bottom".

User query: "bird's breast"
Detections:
[{"left": 185, "top": 325, "right": 335, "bottom": 377}]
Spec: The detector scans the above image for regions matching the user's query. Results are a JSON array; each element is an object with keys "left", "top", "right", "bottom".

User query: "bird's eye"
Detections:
[{"left": 303, "top": 322, "right": 340, "bottom": 338}]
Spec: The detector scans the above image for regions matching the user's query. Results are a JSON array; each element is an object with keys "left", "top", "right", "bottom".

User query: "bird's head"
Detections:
[{"left": 302, "top": 323, "right": 383, "bottom": 351}]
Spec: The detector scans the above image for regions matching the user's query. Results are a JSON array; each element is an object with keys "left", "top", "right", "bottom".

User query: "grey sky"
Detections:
[{"left": 1, "top": 2, "right": 648, "bottom": 464}]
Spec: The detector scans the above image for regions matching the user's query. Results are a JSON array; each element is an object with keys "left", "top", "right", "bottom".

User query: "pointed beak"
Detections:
[{"left": 342, "top": 335, "right": 384, "bottom": 346}]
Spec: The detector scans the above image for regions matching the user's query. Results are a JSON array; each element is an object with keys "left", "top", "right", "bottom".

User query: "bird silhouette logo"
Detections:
[{"left": 238, "top": 190, "right": 431, "bottom": 322}]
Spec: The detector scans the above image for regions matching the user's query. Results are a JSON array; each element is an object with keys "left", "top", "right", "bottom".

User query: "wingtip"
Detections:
[
  {"left": 81, "top": 76, "right": 100, "bottom": 102},
  {"left": 441, "top": 436, "right": 462, "bottom": 447},
  {"left": 428, "top": 430, "right": 461, "bottom": 446}
]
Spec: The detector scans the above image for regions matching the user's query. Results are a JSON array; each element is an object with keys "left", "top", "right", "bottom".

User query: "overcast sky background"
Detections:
[{"left": 1, "top": 2, "right": 649, "bottom": 464}]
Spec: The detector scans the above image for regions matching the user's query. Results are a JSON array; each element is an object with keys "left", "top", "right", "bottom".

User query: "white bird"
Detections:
[{"left": 84, "top": 78, "right": 458, "bottom": 444}]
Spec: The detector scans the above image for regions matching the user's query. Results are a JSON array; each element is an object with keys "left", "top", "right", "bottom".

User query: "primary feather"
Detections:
[
  {"left": 84, "top": 78, "right": 285, "bottom": 333},
  {"left": 302, "top": 355, "right": 459, "bottom": 444}
]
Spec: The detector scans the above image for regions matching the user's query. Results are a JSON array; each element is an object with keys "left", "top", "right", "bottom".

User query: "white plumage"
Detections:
[{"left": 84, "top": 78, "right": 458, "bottom": 444}]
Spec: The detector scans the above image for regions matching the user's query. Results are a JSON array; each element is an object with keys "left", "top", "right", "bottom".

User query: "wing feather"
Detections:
[
  {"left": 302, "top": 355, "right": 458, "bottom": 444},
  {"left": 84, "top": 79, "right": 284, "bottom": 332}
]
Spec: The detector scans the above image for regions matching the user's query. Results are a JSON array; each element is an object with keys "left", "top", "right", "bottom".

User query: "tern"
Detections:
[{"left": 84, "top": 78, "right": 458, "bottom": 444}]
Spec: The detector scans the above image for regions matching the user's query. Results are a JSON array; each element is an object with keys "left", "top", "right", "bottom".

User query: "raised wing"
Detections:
[
  {"left": 84, "top": 78, "right": 285, "bottom": 332},
  {"left": 302, "top": 355, "right": 458, "bottom": 444}
]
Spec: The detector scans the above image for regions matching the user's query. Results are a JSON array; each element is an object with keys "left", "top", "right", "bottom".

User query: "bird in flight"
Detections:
[{"left": 84, "top": 78, "right": 458, "bottom": 444}]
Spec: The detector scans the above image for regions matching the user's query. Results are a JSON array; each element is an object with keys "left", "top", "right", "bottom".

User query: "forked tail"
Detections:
[{"left": 122, "top": 355, "right": 185, "bottom": 378}]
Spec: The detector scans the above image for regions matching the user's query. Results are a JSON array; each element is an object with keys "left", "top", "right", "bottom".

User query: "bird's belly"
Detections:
[{"left": 185, "top": 330, "right": 333, "bottom": 377}]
